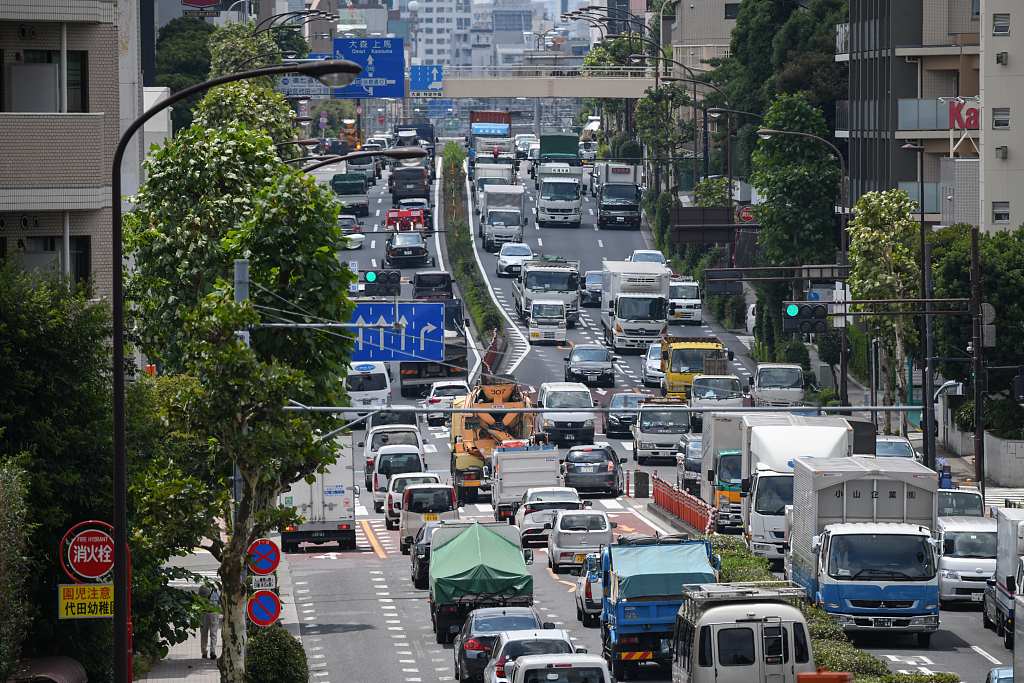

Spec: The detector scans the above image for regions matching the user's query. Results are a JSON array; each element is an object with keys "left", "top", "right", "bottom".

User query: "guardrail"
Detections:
[
  {"left": 652, "top": 475, "right": 715, "bottom": 534},
  {"left": 441, "top": 66, "right": 659, "bottom": 79}
]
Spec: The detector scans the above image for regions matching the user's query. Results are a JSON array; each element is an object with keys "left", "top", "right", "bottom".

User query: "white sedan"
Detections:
[{"left": 495, "top": 243, "right": 534, "bottom": 277}]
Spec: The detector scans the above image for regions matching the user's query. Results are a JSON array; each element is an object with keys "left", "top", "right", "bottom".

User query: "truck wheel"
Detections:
[
  {"left": 917, "top": 632, "right": 932, "bottom": 648},
  {"left": 998, "top": 617, "right": 1006, "bottom": 637},
  {"left": 466, "top": 487, "right": 479, "bottom": 504},
  {"left": 612, "top": 661, "right": 625, "bottom": 680},
  {"left": 567, "top": 319, "right": 575, "bottom": 329},
  {"left": 576, "top": 604, "right": 583, "bottom": 622},
  {"left": 414, "top": 574, "right": 427, "bottom": 590},
  {"left": 401, "top": 543, "right": 410, "bottom": 555},
  {"left": 626, "top": 662, "right": 640, "bottom": 679}
]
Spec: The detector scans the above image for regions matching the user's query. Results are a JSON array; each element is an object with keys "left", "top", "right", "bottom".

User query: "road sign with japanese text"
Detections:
[
  {"left": 332, "top": 38, "right": 404, "bottom": 98},
  {"left": 59, "top": 584, "right": 114, "bottom": 619}
]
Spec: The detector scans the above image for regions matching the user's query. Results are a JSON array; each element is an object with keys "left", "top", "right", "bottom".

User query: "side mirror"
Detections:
[
  {"left": 611, "top": 522, "right": 618, "bottom": 528},
  {"left": 748, "top": 376, "right": 754, "bottom": 388},
  {"left": 357, "top": 442, "right": 365, "bottom": 448},
  {"left": 559, "top": 459, "right": 565, "bottom": 465},
  {"left": 741, "top": 478, "right": 750, "bottom": 494},
  {"left": 404, "top": 536, "right": 414, "bottom": 544},
  {"left": 354, "top": 486, "right": 360, "bottom": 496},
  {"left": 988, "top": 577, "right": 997, "bottom": 587},
  {"left": 575, "top": 648, "right": 588, "bottom": 654},
  {"left": 569, "top": 568, "right": 580, "bottom": 576},
  {"left": 449, "top": 625, "right": 460, "bottom": 634},
  {"left": 619, "top": 458, "right": 627, "bottom": 464},
  {"left": 542, "top": 622, "right": 556, "bottom": 629},
  {"left": 524, "top": 548, "right": 534, "bottom": 565},
  {"left": 564, "top": 356, "right": 570, "bottom": 362},
  {"left": 811, "top": 535, "right": 821, "bottom": 553},
  {"left": 1008, "top": 575, "right": 1017, "bottom": 593},
  {"left": 943, "top": 539, "right": 955, "bottom": 555},
  {"left": 584, "top": 500, "right": 593, "bottom": 508},
  {"left": 543, "top": 522, "right": 552, "bottom": 530},
  {"left": 728, "top": 350, "right": 735, "bottom": 361},
  {"left": 423, "top": 438, "right": 429, "bottom": 444},
  {"left": 706, "top": 469, "right": 714, "bottom": 482}
]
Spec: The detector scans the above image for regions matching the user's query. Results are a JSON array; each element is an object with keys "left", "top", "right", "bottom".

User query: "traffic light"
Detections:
[
  {"left": 782, "top": 302, "right": 829, "bottom": 334},
  {"left": 362, "top": 269, "right": 401, "bottom": 296}
]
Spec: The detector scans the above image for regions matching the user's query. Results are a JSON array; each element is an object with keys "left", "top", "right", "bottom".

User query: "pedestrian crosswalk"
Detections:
[{"left": 984, "top": 487, "right": 1024, "bottom": 508}]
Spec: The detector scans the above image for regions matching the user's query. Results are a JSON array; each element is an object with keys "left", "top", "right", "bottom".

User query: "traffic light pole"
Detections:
[{"left": 971, "top": 227, "right": 984, "bottom": 497}]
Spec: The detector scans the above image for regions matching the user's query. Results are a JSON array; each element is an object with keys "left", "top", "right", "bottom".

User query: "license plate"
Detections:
[
  {"left": 401, "top": 249, "right": 411, "bottom": 254},
  {"left": 579, "top": 466, "right": 595, "bottom": 473},
  {"left": 406, "top": 184, "right": 416, "bottom": 189},
  {"left": 463, "top": 481, "right": 481, "bottom": 486},
  {"left": 564, "top": 435, "right": 575, "bottom": 441},
  {"left": 309, "top": 531, "right": 325, "bottom": 538},
  {"left": 872, "top": 618, "right": 891, "bottom": 628},
  {"left": 362, "top": 399, "right": 372, "bottom": 405},
  {"left": 423, "top": 513, "right": 438, "bottom": 521},
  {"left": 972, "top": 593, "right": 984, "bottom": 602},
  {"left": 575, "top": 554, "right": 588, "bottom": 563},
  {"left": 616, "top": 217, "right": 624, "bottom": 222}
]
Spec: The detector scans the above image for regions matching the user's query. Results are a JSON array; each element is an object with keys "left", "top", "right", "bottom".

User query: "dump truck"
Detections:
[
  {"left": 450, "top": 375, "right": 536, "bottom": 504},
  {"left": 597, "top": 536, "right": 718, "bottom": 680},
  {"left": 512, "top": 255, "right": 581, "bottom": 327},
  {"left": 429, "top": 522, "right": 535, "bottom": 643},
  {"left": 660, "top": 337, "right": 733, "bottom": 400}
]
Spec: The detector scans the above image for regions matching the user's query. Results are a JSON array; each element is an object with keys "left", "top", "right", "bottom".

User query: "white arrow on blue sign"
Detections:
[
  {"left": 410, "top": 65, "right": 443, "bottom": 92},
  {"left": 332, "top": 38, "right": 404, "bottom": 98},
  {"left": 349, "top": 301, "right": 445, "bottom": 362}
]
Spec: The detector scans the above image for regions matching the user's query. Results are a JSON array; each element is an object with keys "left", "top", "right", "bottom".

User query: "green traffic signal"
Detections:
[
  {"left": 786, "top": 304, "right": 799, "bottom": 317},
  {"left": 366, "top": 271, "right": 378, "bottom": 283}
]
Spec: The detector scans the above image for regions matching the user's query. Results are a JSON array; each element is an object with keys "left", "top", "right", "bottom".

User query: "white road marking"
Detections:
[
  {"left": 598, "top": 240, "right": 604, "bottom": 248},
  {"left": 589, "top": 209, "right": 594, "bottom": 215},
  {"left": 971, "top": 646, "right": 1002, "bottom": 665},
  {"left": 371, "top": 259, "right": 377, "bottom": 268},
  {"left": 476, "top": 503, "right": 494, "bottom": 512},
  {"left": 595, "top": 388, "right": 607, "bottom": 395},
  {"left": 602, "top": 498, "right": 624, "bottom": 509},
  {"left": 370, "top": 240, "right": 376, "bottom": 249},
  {"left": 378, "top": 198, "right": 382, "bottom": 203},
  {"left": 538, "top": 238, "right": 543, "bottom": 246},
  {"left": 424, "top": 444, "right": 437, "bottom": 453},
  {"left": 376, "top": 209, "right": 380, "bottom": 217}
]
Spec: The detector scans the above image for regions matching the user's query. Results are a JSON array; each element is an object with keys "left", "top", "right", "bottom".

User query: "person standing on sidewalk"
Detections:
[{"left": 198, "top": 583, "right": 221, "bottom": 659}]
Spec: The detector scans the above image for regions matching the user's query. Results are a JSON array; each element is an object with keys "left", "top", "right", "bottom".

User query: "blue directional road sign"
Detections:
[
  {"left": 332, "top": 38, "right": 404, "bottom": 98},
  {"left": 410, "top": 65, "right": 444, "bottom": 93},
  {"left": 349, "top": 301, "right": 444, "bottom": 362}
]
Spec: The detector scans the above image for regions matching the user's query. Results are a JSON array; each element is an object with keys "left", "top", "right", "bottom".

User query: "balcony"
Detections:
[
  {"left": 835, "top": 100, "right": 849, "bottom": 137},
  {"left": 835, "top": 23, "right": 849, "bottom": 61},
  {"left": 897, "top": 181, "right": 941, "bottom": 215},
  {"left": 897, "top": 98, "right": 980, "bottom": 139}
]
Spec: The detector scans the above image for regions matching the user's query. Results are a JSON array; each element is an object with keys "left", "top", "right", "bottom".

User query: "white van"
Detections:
[
  {"left": 528, "top": 300, "right": 567, "bottom": 345},
  {"left": 399, "top": 483, "right": 460, "bottom": 554},
  {"left": 371, "top": 445, "right": 427, "bottom": 513},
  {"left": 937, "top": 515, "right": 997, "bottom": 603},
  {"left": 507, "top": 654, "right": 611, "bottom": 683},
  {"left": 344, "top": 362, "right": 392, "bottom": 421},
  {"left": 360, "top": 425, "right": 427, "bottom": 490},
  {"left": 385, "top": 473, "right": 442, "bottom": 530},
  {"left": 547, "top": 509, "right": 616, "bottom": 574}
]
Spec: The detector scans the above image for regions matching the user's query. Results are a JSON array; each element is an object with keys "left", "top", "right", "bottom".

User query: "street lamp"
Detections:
[
  {"left": 231, "top": 50, "right": 298, "bottom": 73},
  {"left": 109, "top": 57, "right": 361, "bottom": 683},
  {"left": 758, "top": 127, "right": 849, "bottom": 406},
  {"left": 299, "top": 146, "right": 427, "bottom": 173}
]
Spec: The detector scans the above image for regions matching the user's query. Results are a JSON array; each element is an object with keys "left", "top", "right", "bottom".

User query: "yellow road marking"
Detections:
[{"left": 362, "top": 520, "right": 388, "bottom": 559}]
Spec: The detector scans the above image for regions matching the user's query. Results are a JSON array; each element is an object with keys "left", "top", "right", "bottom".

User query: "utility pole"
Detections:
[
  {"left": 701, "top": 106, "right": 709, "bottom": 179},
  {"left": 923, "top": 242, "right": 935, "bottom": 470},
  {"left": 970, "top": 228, "right": 984, "bottom": 499}
]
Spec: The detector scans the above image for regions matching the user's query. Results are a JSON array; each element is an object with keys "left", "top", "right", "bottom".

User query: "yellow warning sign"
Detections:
[{"left": 59, "top": 584, "right": 114, "bottom": 619}]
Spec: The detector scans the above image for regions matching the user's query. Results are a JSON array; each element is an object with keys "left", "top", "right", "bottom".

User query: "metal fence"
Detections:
[
  {"left": 441, "top": 66, "right": 656, "bottom": 79},
  {"left": 652, "top": 475, "right": 715, "bottom": 534}
]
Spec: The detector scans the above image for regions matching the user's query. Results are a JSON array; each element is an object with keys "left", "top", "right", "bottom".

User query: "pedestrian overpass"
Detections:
[{"left": 435, "top": 66, "right": 656, "bottom": 99}]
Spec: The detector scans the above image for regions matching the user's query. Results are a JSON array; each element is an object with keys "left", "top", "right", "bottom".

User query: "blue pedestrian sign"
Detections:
[
  {"left": 410, "top": 65, "right": 444, "bottom": 93},
  {"left": 332, "top": 38, "right": 404, "bottom": 98},
  {"left": 349, "top": 301, "right": 444, "bottom": 362}
]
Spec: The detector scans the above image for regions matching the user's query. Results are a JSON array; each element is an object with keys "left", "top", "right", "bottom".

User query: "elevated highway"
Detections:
[{"left": 436, "top": 66, "right": 657, "bottom": 98}]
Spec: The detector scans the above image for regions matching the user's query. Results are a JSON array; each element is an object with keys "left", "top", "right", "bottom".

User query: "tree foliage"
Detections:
[
  {"left": 310, "top": 99, "right": 358, "bottom": 138},
  {"left": 155, "top": 17, "right": 217, "bottom": 132},
  {"left": 634, "top": 82, "right": 692, "bottom": 172},
  {"left": 693, "top": 177, "right": 729, "bottom": 207},
  {"left": 208, "top": 21, "right": 282, "bottom": 80},
  {"left": 0, "top": 452, "right": 29, "bottom": 681}
]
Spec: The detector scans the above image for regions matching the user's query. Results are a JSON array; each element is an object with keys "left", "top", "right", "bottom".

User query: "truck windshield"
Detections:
[
  {"left": 639, "top": 411, "right": 689, "bottom": 429},
  {"left": 875, "top": 441, "right": 915, "bottom": 458},
  {"left": 757, "top": 367, "right": 803, "bottom": 388},
  {"left": 670, "top": 348, "right": 722, "bottom": 373},
  {"left": 754, "top": 476, "right": 793, "bottom": 514},
  {"left": 944, "top": 530, "right": 997, "bottom": 558},
  {"left": 937, "top": 490, "right": 984, "bottom": 516},
  {"left": 670, "top": 283, "right": 699, "bottom": 300},
  {"left": 545, "top": 391, "right": 593, "bottom": 409},
  {"left": 540, "top": 181, "right": 580, "bottom": 201},
  {"left": 602, "top": 184, "right": 640, "bottom": 203},
  {"left": 525, "top": 271, "right": 574, "bottom": 291},
  {"left": 476, "top": 177, "right": 509, "bottom": 191},
  {"left": 828, "top": 534, "right": 936, "bottom": 580},
  {"left": 617, "top": 296, "right": 667, "bottom": 321},
  {"left": 717, "top": 454, "right": 741, "bottom": 484},
  {"left": 692, "top": 377, "right": 743, "bottom": 399},
  {"left": 488, "top": 210, "right": 522, "bottom": 226},
  {"left": 586, "top": 272, "right": 602, "bottom": 285},
  {"left": 532, "top": 303, "right": 564, "bottom": 319}
]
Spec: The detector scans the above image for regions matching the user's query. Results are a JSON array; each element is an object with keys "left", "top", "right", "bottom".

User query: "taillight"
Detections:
[
  {"left": 522, "top": 504, "right": 535, "bottom": 515},
  {"left": 578, "top": 502, "right": 585, "bottom": 510},
  {"left": 585, "top": 581, "right": 592, "bottom": 599},
  {"left": 374, "top": 473, "right": 379, "bottom": 490},
  {"left": 388, "top": 493, "right": 393, "bottom": 508},
  {"left": 606, "top": 462, "right": 614, "bottom": 472},
  {"left": 464, "top": 638, "right": 488, "bottom": 651},
  {"left": 496, "top": 656, "right": 508, "bottom": 677},
  {"left": 428, "top": 397, "right": 441, "bottom": 403},
  {"left": 450, "top": 487, "right": 457, "bottom": 507},
  {"left": 404, "top": 488, "right": 411, "bottom": 509}
]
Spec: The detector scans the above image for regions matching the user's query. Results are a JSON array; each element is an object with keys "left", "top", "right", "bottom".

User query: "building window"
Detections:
[
  {"left": 437, "top": 49, "right": 445, "bottom": 54},
  {"left": 425, "top": 49, "right": 434, "bottom": 54},
  {"left": 994, "top": 107, "right": 1010, "bottom": 129},
  {"left": 425, "top": 27, "right": 433, "bottom": 32},
  {"left": 23, "top": 50, "right": 88, "bottom": 112},
  {"left": 994, "top": 13, "right": 1010, "bottom": 35},
  {"left": 993, "top": 202, "right": 1010, "bottom": 223},
  {"left": 724, "top": 3, "right": 740, "bottom": 19},
  {"left": 973, "top": 0, "right": 980, "bottom": 16}
]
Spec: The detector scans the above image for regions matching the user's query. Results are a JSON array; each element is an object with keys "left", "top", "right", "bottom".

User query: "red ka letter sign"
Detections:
[{"left": 948, "top": 101, "right": 979, "bottom": 130}]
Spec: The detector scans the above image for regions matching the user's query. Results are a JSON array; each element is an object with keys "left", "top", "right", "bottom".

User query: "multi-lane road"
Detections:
[{"left": 289, "top": 147, "right": 1006, "bottom": 683}]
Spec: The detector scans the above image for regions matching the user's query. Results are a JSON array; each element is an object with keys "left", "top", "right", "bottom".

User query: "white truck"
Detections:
[
  {"left": 993, "top": 507, "right": 1024, "bottom": 648},
  {"left": 687, "top": 374, "right": 744, "bottom": 432},
  {"left": 593, "top": 163, "right": 642, "bottom": 230},
  {"left": 481, "top": 185, "right": 527, "bottom": 252},
  {"left": 749, "top": 363, "right": 806, "bottom": 406},
  {"left": 513, "top": 256, "right": 581, "bottom": 327},
  {"left": 280, "top": 433, "right": 358, "bottom": 553},
  {"left": 668, "top": 276, "right": 702, "bottom": 325},
  {"left": 788, "top": 457, "right": 939, "bottom": 647},
  {"left": 632, "top": 397, "right": 690, "bottom": 465},
  {"left": 536, "top": 163, "right": 584, "bottom": 228},
  {"left": 489, "top": 443, "right": 563, "bottom": 522},
  {"left": 527, "top": 299, "right": 567, "bottom": 345},
  {"left": 474, "top": 164, "right": 514, "bottom": 214},
  {"left": 599, "top": 261, "right": 671, "bottom": 352}
]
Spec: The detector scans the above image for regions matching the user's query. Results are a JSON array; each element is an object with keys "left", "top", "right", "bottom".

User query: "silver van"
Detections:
[
  {"left": 937, "top": 515, "right": 997, "bottom": 603},
  {"left": 546, "top": 509, "right": 615, "bottom": 573}
]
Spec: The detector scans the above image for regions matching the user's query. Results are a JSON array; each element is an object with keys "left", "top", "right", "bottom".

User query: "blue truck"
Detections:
[{"left": 598, "top": 536, "right": 717, "bottom": 680}]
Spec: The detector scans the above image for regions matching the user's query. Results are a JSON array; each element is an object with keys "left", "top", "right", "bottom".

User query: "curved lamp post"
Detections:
[
  {"left": 109, "top": 57, "right": 361, "bottom": 683},
  {"left": 232, "top": 50, "right": 298, "bottom": 73},
  {"left": 758, "top": 127, "right": 849, "bottom": 406},
  {"left": 298, "top": 146, "right": 428, "bottom": 174}
]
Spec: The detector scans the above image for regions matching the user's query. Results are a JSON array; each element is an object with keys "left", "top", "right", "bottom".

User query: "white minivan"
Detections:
[
  {"left": 371, "top": 445, "right": 427, "bottom": 513},
  {"left": 547, "top": 509, "right": 616, "bottom": 574},
  {"left": 343, "top": 362, "right": 392, "bottom": 421},
  {"left": 937, "top": 515, "right": 997, "bottom": 603},
  {"left": 399, "top": 483, "right": 460, "bottom": 554}
]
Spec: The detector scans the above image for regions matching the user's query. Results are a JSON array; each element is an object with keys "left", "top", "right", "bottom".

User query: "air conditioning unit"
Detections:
[
  {"left": 996, "top": 146, "right": 1008, "bottom": 159},
  {"left": 997, "top": 52, "right": 1009, "bottom": 65}
]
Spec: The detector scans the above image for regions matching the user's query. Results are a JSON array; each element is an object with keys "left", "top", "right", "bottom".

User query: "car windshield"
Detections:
[
  {"left": 632, "top": 251, "right": 664, "bottom": 263},
  {"left": 647, "top": 345, "right": 662, "bottom": 360},
  {"left": 585, "top": 272, "right": 602, "bottom": 284},
  {"left": 671, "top": 284, "right": 699, "bottom": 300},
  {"left": 938, "top": 490, "right": 985, "bottom": 516},
  {"left": 501, "top": 245, "right": 533, "bottom": 257},
  {"left": 602, "top": 184, "right": 640, "bottom": 202},
  {"left": 944, "top": 530, "right": 997, "bottom": 558},
  {"left": 393, "top": 233, "right": 423, "bottom": 246},
  {"left": 338, "top": 216, "right": 358, "bottom": 228},
  {"left": 488, "top": 210, "right": 522, "bottom": 226},
  {"left": 754, "top": 476, "right": 793, "bottom": 514},
  {"left": 610, "top": 394, "right": 647, "bottom": 409},
  {"left": 639, "top": 410, "right": 688, "bottom": 429},
  {"left": 347, "top": 155, "right": 372, "bottom": 166},
  {"left": 525, "top": 271, "right": 576, "bottom": 291},
  {"left": 505, "top": 640, "right": 573, "bottom": 658},
  {"left": 876, "top": 440, "right": 915, "bottom": 458},
  {"left": 529, "top": 489, "right": 580, "bottom": 502},
  {"left": 686, "top": 440, "right": 702, "bottom": 459},
  {"left": 532, "top": 303, "right": 564, "bottom": 319},
  {"left": 476, "top": 177, "right": 509, "bottom": 191},
  {"left": 692, "top": 377, "right": 743, "bottom": 399},
  {"left": 376, "top": 451, "right": 421, "bottom": 476},
  {"left": 433, "top": 385, "right": 468, "bottom": 397},
  {"left": 415, "top": 274, "right": 449, "bottom": 289},
  {"left": 572, "top": 348, "right": 609, "bottom": 362},
  {"left": 523, "top": 668, "right": 605, "bottom": 683},
  {"left": 392, "top": 475, "right": 438, "bottom": 493},
  {"left": 560, "top": 513, "right": 607, "bottom": 531},
  {"left": 757, "top": 367, "right": 803, "bottom": 388},
  {"left": 617, "top": 296, "right": 667, "bottom": 321},
  {"left": 347, "top": 373, "right": 387, "bottom": 392},
  {"left": 473, "top": 614, "right": 540, "bottom": 633},
  {"left": 370, "top": 431, "right": 420, "bottom": 451},
  {"left": 540, "top": 180, "right": 580, "bottom": 201},
  {"left": 670, "top": 348, "right": 723, "bottom": 373},
  {"left": 406, "top": 488, "right": 454, "bottom": 513},
  {"left": 545, "top": 391, "right": 592, "bottom": 409},
  {"left": 566, "top": 448, "right": 610, "bottom": 463},
  {"left": 828, "top": 533, "right": 936, "bottom": 580}
]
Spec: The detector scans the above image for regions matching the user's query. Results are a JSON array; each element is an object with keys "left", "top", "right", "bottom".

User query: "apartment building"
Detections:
[
  {"left": 1, "top": 0, "right": 143, "bottom": 298},
  {"left": 669, "top": 0, "right": 737, "bottom": 73}
]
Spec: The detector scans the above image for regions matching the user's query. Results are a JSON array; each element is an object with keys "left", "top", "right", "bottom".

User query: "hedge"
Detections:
[{"left": 246, "top": 624, "right": 308, "bottom": 683}]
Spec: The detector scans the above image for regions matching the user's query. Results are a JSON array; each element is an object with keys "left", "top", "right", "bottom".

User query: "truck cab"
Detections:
[
  {"left": 513, "top": 256, "right": 581, "bottom": 327},
  {"left": 660, "top": 337, "right": 733, "bottom": 400},
  {"left": 528, "top": 300, "right": 567, "bottom": 345},
  {"left": 749, "top": 364, "right": 805, "bottom": 406},
  {"left": 482, "top": 185, "right": 526, "bottom": 252},
  {"left": 687, "top": 375, "right": 744, "bottom": 432},
  {"left": 993, "top": 507, "right": 1024, "bottom": 647},
  {"left": 599, "top": 261, "right": 670, "bottom": 352},
  {"left": 536, "top": 164, "right": 583, "bottom": 228},
  {"left": 632, "top": 398, "right": 690, "bottom": 465},
  {"left": 669, "top": 276, "right": 702, "bottom": 325}
]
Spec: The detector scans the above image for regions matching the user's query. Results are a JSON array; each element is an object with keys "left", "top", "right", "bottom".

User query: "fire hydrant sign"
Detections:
[
  {"left": 59, "top": 583, "right": 114, "bottom": 619},
  {"left": 68, "top": 529, "right": 115, "bottom": 579}
]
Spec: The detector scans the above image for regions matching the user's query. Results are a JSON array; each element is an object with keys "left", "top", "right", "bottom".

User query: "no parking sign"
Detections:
[
  {"left": 247, "top": 539, "right": 280, "bottom": 575},
  {"left": 247, "top": 590, "right": 281, "bottom": 626}
]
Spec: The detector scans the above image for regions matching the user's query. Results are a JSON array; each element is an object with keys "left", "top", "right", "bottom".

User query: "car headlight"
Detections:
[
  {"left": 583, "top": 419, "right": 594, "bottom": 427},
  {"left": 543, "top": 419, "right": 555, "bottom": 428},
  {"left": 640, "top": 442, "right": 654, "bottom": 449},
  {"left": 717, "top": 493, "right": 730, "bottom": 508},
  {"left": 940, "top": 569, "right": 960, "bottom": 580},
  {"left": 684, "top": 471, "right": 698, "bottom": 479},
  {"left": 909, "top": 615, "right": 939, "bottom": 626},
  {"left": 602, "top": 368, "right": 613, "bottom": 374}
]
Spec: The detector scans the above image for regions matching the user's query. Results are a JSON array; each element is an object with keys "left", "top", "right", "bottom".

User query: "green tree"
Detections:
[
  {"left": 619, "top": 139, "right": 642, "bottom": 164},
  {"left": 693, "top": 177, "right": 729, "bottom": 207},
  {"left": 0, "top": 452, "right": 29, "bottom": 681},
  {"left": 193, "top": 80, "right": 300, "bottom": 159},
  {"left": 208, "top": 21, "right": 282, "bottom": 80},
  {"left": 815, "top": 325, "right": 842, "bottom": 389},
  {"left": 310, "top": 99, "right": 357, "bottom": 137},
  {"left": 847, "top": 190, "right": 920, "bottom": 434},
  {"left": 272, "top": 26, "right": 310, "bottom": 59},
  {"left": 724, "top": 0, "right": 793, "bottom": 115},
  {"left": 155, "top": 17, "right": 217, "bottom": 132}
]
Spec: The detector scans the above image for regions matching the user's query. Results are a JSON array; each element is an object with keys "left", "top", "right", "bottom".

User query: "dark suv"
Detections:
[
  {"left": 392, "top": 165, "right": 430, "bottom": 206},
  {"left": 561, "top": 445, "right": 627, "bottom": 496},
  {"left": 385, "top": 232, "right": 433, "bottom": 268}
]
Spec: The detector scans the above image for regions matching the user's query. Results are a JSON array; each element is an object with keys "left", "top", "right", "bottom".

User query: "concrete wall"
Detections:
[{"left": 985, "top": 432, "right": 1024, "bottom": 487}]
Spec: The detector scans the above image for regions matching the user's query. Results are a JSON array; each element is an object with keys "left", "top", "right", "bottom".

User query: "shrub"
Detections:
[
  {"left": 986, "top": 399, "right": 1024, "bottom": 440},
  {"left": 777, "top": 339, "right": 811, "bottom": 372},
  {"left": 246, "top": 624, "right": 308, "bottom": 683},
  {"left": 811, "top": 638, "right": 890, "bottom": 677},
  {"left": 0, "top": 457, "right": 30, "bottom": 682}
]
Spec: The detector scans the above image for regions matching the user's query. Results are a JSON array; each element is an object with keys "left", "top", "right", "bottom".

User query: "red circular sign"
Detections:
[
  {"left": 355, "top": 105, "right": 363, "bottom": 115},
  {"left": 738, "top": 205, "right": 755, "bottom": 223},
  {"left": 247, "top": 591, "right": 281, "bottom": 626},
  {"left": 247, "top": 539, "right": 281, "bottom": 575},
  {"left": 68, "top": 529, "right": 115, "bottom": 579}
]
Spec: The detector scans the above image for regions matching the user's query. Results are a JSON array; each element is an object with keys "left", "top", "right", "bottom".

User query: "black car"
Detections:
[
  {"left": 580, "top": 270, "right": 602, "bottom": 307},
  {"left": 603, "top": 392, "right": 654, "bottom": 439},
  {"left": 453, "top": 608, "right": 554, "bottom": 683},
  {"left": 412, "top": 270, "right": 452, "bottom": 299},
  {"left": 410, "top": 521, "right": 442, "bottom": 589},
  {"left": 562, "top": 445, "right": 627, "bottom": 496},
  {"left": 399, "top": 198, "right": 434, "bottom": 234},
  {"left": 675, "top": 433, "right": 702, "bottom": 496},
  {"left": 385, "top": 232, "right": 434, "bottom": 268},
  {"left": 564, "top": 344, "right": 617, "bottom": 387}
]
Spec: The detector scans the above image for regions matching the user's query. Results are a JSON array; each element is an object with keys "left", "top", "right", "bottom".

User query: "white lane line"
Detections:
[
  {"left": 371, "top": 259, "right": 377, "bottom": 267},
  {"left": 589, "top": 208, "right": 594, "bottom": 215},
  {"left": 598, "top": 240, "right": 604, "bottom": 248},
  {"left": 971, "top": 646, "right": 1002, "bottom": 665},
  {"left": 538, "top": 238, "right": 543, "bottom": 246},
  {"left": 378, "top": 198, "right": 382, "bottom": 204},
  {"left": 476, "top": 503, "right": 494, "bottom": 512},
  {"left": 373, "top": 224, "right": 378, "bottom": 232},
  {"left": 376, "top": 209, "right": 380, "bottom": 217},
  {"left": 602, "top": 498, "right": 624, "bottom": 509},
  {"left": 370, "top": 240, "right": 376, "bottom": 249}
]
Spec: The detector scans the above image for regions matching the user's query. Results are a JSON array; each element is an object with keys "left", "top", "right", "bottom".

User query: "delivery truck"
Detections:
[
  {"left": 481, "top": 185, "right": 527, "bottom": 251},
  {"left": 280, "top": 433, "right": 358, "bottom": 552},
  {"left": 599, "top": 261, "right": 671, "bottom": 352},
  {"left": 490, "top": 443, "right": 562, "bottom": 521},
  {"left": 992, "top": 507, "right": 1024, "bottom": 648},
  {"left": 593, "top": 163, "right": 642, "bottom": 230}
]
